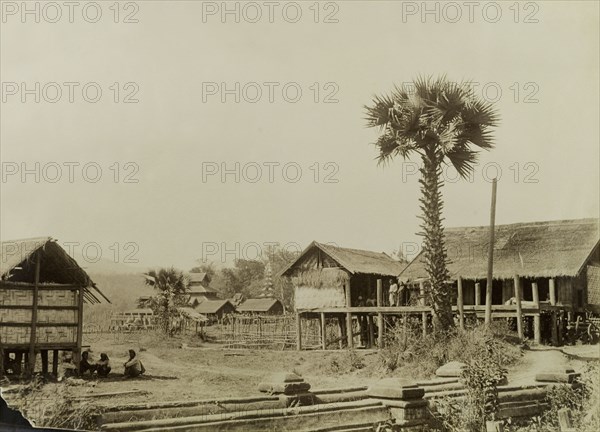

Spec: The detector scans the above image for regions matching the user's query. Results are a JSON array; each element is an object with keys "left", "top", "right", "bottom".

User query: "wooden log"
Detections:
[
  {"left": 320, "top": 312, "right": 326, "bottom": 350},
  {"left": 475, "top": 282, "right": 481, "bottom": 306},
  {"left": 296, "top": 312, "right": 302, "bottom": 350},
  {"left": 28, "top": 252, "right": 41, "bottom": 375},
  {"left": 377, "top": 279, "right": 384, "bottom": 349},
  {"left": 52, "top": 349, "right": 59, "bottom": 376},
  {"left": 532, "top": 282, "right": 541, "bottom": 344},
  {"left": 457, "top": 277, "right": 464, "bottom": 330},
  {"left": 345, "top": 281, "right": 353, "bottom": 349},
  {"left": 514, "top": 275, "right": 523, "bottom": 340}
]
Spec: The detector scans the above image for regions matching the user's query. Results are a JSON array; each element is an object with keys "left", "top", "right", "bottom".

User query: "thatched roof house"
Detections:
[
  {"left": 237, "top": 298, "right": 284, "bottom": 315},
  {"left": 280, "top": 241, "right": 406, "bottom": 310},
  {"left": 193, "top": 299, "right": 236, "bottom": 320},
  {"left": 400, "top": 218, "right": 600, "bottom": 310},
  {"left": 1, "top": 237, "right": 110, "bottom": 376}
]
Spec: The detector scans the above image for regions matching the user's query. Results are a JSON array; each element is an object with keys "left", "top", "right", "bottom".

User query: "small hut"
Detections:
[
  {"left": 279, "top": 241, "right": 406, "bottom": 349},
  {"left": 0, "top": 237, "right": 110, "bottom": 376},
  {"left": 193, "top": 299, "right": 236, "bottom": 323},
  {"left": 237, "top": 298, "right": 284, "bottom": 315}
]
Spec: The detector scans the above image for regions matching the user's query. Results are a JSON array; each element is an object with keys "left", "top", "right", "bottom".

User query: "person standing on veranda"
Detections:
[{"left": 389, "top": 279, "right": 399, "bottom": 307}]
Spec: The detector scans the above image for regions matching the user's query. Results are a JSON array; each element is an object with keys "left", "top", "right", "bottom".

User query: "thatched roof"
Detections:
[
  {"left": 237, "top": 298, "right": 282, "bottom": 313},
  {"left": 188, "top": 285, "right": 219, "bottom": 295},
  {"left": 177, "top": 307, "right": 208, "bottom": 322},
  {"left": 400, "top": 218, "right": 600, "bottom": 281},
  {"left": 0, "top": 237, "right": 110, "bottom": 304},
  {"left": 194, "top": 299, "right": 235, "bottom": 314},
  {"left": 280, "top": 241, "right": 405, "bottom": 277}
]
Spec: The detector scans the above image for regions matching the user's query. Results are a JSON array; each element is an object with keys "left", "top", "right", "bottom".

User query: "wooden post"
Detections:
[
  {"left": 485, "top": 178, "right": 497, "bottom": 325},
  {"left": 75, "top": 284, "right": 85, "bottom": 366},
  {"left": 28, "top": 252, "right": 41, "bottom": 375},
  {"left": 296, "top": 312, "right": 302, "bottom": 350},
  {"left": 532, "top": 282, "right": 541, "bottom": 344},
  {"left": 550, "top": 278, "right": 558, "bottom": 345},
  {"left": 377, "top": 279, "right": 384, "bottom": 348},
  {"left": 345, "top": 282, "right": 353, "bottom": 349},
  {"left": 420, "top": 281, "right": 427, "bottom": 337},
  {"left": 457, "top": 276, "right": 464, "bottom": 330},
  {"left": 338, "top": 317, "right": 344, "bottom": 349},
  {"left": 41, "top": 350, "right": 48, "bottom": 374},
  {"left": 368, "top": 315, "right": 375, "bottom": 348},
  {"left": 320, "top": 312, "right": 326, "bottom": 350},
  {"left": 475, "top": 282, "right": 481, "bottom": 306},
  {"left": 0, "top": 348, "right": 4, "bottom": 377},
  {"left": 52, "top": 350, "right": 59, "bottom": 376},
  {"left": 514, "top": 274, "right": 524, "bottom": 340}
]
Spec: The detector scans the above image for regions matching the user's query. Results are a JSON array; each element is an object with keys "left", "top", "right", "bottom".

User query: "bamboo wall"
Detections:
[{"left": 0, "top": 285, "right": 79, "bottom": 346}]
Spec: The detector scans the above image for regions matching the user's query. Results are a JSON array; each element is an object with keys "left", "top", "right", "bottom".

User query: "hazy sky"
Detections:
[{"left": 1, "top": 0, "right": 598, "bottom": 270}]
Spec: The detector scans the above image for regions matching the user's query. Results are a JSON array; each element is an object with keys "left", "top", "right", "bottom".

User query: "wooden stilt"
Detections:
[
  {"left": 550, "top": 278, "right": 558, "bottom": 345},
  {"left": 296, "top": 312, "right": 302, "bottom": 351},
  {"left": 75, "top": 284, "right": 84, "bottom": 366},
  {"left": 41, "top": 350, "right": 48, "bottom": 374},
  {"left": 377, "top": 279, "right": 384, "bottom": 348},
  {"left": 514, "top": 274, "right": 523, "bottom": 340},
  {"left": 532, "top": 282, "right": 541, "bottom": 344},
  {"left": 320, "top": 312, "right": 326, "bottom": 350},
  {"left": 52, "top": 350, "right": 59, "bottom": 376},
  {"left": 338, "top": 316, "right": 344, "bottom": 349},
  {"left": 0, "top": 348, "right": 4, "bottom": 378},
  {"left": 368, "top": 315, "right": 375, "bottom": 348},
  {"left": 345, "top": 282, "right": 353, "bottom": 349},
  {"left": 475, "top": 282, "right": 481, "bottom": 306},
  {"left": 28, "top": 252, "right": 41, "bottom": 375},
  {"left": 457, "top": 276, "right": 464, "bottom": 330},
  {"left": 558, "top": 311, "right": 564, "bottom": 346}
]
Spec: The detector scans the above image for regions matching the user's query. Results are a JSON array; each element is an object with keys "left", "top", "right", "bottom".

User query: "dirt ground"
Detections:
[{"left": 2, "top": 332, "right": 598, "bottom": 418}]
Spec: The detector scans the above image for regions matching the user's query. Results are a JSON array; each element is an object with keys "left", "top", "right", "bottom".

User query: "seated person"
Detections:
[
  {"left": 95, "top": 353, "right": 111, "bottom": 378},
  {"left": 123, "top": 349, "right": 145, "bottom": 378},
  {"left": 79, "top": 351, "right": 96, "bottom": 376}
]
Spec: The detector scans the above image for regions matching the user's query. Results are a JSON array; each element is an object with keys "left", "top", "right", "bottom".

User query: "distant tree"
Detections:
[
  {"left": 390, "top": 247, "right": 410, "bottom": 264},
  {"left": 143, "top": 267, "right": 188, "bottom": 335},
  {"left": 264, "top": 245, "right": 299, "bottom": 311},
  {"left": 221, "top": 259, "right": 265, "bottom": 299},
  {"left": 365, "top": 76, "right": 498, "bottom": 330}
]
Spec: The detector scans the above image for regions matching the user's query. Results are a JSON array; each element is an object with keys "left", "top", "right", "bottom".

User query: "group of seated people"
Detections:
[{"left": 79, "top": 349, "right": 145, "bottom": 378}]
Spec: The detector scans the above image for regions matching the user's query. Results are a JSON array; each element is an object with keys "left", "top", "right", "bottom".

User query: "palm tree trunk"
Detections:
[{"left": 418, "top": 146, "right": 454, "bottom": 330}]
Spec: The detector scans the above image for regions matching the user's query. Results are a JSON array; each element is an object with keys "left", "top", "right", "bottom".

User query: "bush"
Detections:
[{"left": 379, "top": 319, "right": 521, "bottom": 378}]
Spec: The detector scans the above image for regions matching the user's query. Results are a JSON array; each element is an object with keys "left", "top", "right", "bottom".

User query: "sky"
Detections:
[{"left": 1, "top": 0, "right": 599, "bottom": 271}]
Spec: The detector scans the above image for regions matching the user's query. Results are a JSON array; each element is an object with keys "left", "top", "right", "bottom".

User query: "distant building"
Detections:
[
  {"left": 237, "top": 298, "right": 284, "bottom": 315},
  {"left": 193, "top": 299, "right": 236, "bottom": 322},
  {"left": 187, "top": 272, "right": 220, "bottom": 306}
]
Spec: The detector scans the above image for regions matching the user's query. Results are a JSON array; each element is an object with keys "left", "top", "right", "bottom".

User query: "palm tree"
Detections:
[
  {"left": 365, "top": 76, "right": 499, "bottom": 329},
  {"left": 143, "top": 267, "right": 188, "bottom": 334}
]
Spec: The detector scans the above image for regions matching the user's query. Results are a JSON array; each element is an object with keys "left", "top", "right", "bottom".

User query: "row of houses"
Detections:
[
  {"left": 281, "top": 218, "right": 600, "bottom": 348},
  {"left": 1, "top": 217, "right": 598, "bottom": 374}
]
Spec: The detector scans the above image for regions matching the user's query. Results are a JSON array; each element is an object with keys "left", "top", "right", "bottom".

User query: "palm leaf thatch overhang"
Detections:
[
  {"left": 278, "top": 241, "right": 407, "bottom": 280},
  {"left": 0, "top": 237, "right": 110, "bottom": 304},
  {"left": 399, "top": 218, "right": 600, "bottom": 282}
]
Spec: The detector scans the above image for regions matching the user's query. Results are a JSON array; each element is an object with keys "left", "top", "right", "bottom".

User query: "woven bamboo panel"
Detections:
[
  {"left": 0, "top": 326, "right": 76, "bottom": 344},
  {"left": 38, "top": 290, "right": 77, "bottom": 307},
  {"left": 0, "top": 289, "right": 32, "bottom": 306},
  {"left": 0, "top": 289, "right": 76, "bottom": 307},
  {"left": 37, "top": 309, "right": 78, "bottom": 323},
  {"left": 0, "top": 309, "right": 31, "bottom": 323}
]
